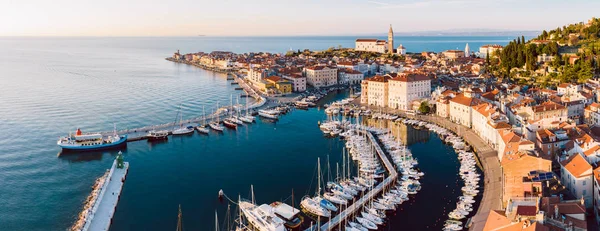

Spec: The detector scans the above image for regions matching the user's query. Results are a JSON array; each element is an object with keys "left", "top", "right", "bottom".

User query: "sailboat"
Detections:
[
  {"left": 223, "top": 96, "right": 238, "bottom": 129},
  {"left": 209, "top": 103, "right": 225, "bottom": 132},
  {"left": 238, "top": 96, "right": 253, "bottom": 123},
  {"left": 172, "top": 103, "right": 194, "bottom": 135},
  {"left": 196, "top": 106, "right": 210, "bottom": 134},
  {"left": 242, "top": 95, "right": 255, "bottom": 123},
  {"left": 300, "top": 157, "right": 332, "bottom": 217}
]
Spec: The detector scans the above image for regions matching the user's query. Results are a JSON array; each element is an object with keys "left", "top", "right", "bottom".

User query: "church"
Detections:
[{"left": 355, "top": 25, "right": 398, "bottom": 54}]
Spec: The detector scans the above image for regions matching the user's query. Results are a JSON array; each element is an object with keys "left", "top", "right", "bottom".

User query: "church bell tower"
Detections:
[{"left": 388, "top": 24, "right": 394, "bottom": 54}]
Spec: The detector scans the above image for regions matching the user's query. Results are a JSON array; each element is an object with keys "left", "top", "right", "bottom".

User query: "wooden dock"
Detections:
[{"left": 307, "top": 130, "right": 398, "bottom": 231}]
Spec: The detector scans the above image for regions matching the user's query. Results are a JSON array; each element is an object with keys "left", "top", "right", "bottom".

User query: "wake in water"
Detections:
[{"left": 70, "top": 170, "right": 110, "bottom": 231}]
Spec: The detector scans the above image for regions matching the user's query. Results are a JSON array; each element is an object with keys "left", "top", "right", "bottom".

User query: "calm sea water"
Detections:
[{"left": 0, "top": 36, "right": 496, "bottom": 230}]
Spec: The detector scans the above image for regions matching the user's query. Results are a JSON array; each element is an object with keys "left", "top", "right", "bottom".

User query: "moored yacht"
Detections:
[{"left": 238, "top": 200, "right": 287, "bottom": 231}]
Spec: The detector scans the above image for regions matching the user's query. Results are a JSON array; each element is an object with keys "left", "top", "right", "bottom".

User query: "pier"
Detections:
[
  {"left": 97, "top": 73, "right": 266, "bottom": 141},
  {"left": 308, "top": 130, "right": 398, "bottom": 231},
  {"left": 80, "top": 157, "right": 129, "bottom": 231}
]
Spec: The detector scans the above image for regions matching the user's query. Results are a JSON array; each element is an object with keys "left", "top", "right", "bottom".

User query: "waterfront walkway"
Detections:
[
  {"left": 308, "top": 131, "right": 398, "bottom": 231},
  {"left": 405, "top": 114, "right": 501, "bottom": 231},
  {"left": 83, "top": 161, "right": 129, "bottom": 231}
]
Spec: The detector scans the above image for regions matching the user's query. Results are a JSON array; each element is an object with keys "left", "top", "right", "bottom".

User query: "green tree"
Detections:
[{"left": 418, "top": 101, "right": 430, "bottom": 114}]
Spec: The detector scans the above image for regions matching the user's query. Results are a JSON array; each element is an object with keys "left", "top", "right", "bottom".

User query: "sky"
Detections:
[{"left": 0, "top": 0, "right": 598, "bottom": 36}]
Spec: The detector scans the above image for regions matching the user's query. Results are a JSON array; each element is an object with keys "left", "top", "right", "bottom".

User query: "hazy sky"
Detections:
[{"left": 1, "top": 0, "right": 598, "bottom": 36}]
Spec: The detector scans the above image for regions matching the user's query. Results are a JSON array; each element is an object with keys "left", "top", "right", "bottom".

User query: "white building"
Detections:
[
  {"left": 281, "top": 73, "right": 306, "bottom": 92},
  {"left": 304, "top": 66, "right": 337, "bottom": 88},
  {"left": 594, "top": 167, "right": 600, "bottom": 226},
  {"left": 449, "top": 92, "right": 482, "bottom": 128},
  {"left": 478, "top": 44, "right": 503, "bottom": 58},
  {"left": 338, "top": 69, "right": 364, "bottom": 85},
  {"left": 560, "top": 153, "right": 594, "bottom": 208},
  {"left": 355, "top": 39, "right": 387, "bottom": 53},
  {"left": 360, "top": 75, "right": 391, "bottom": 107},
  {"left": 557, "top": 83, "right": 581, "bottom": 96},
  {"left": 465, "top": 43, "right": 470, "bottom": 57},
  {"left": 248, "top": 68, "right": 266, "bottom": 84},
  {"left": 387, "top": 73, "right": 431, "bottom": 110},
  {"left": 396, "top": 44, "right": 406, "bottom": 55}
]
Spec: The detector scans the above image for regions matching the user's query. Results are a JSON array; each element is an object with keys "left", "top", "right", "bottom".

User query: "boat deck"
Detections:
[
  {"left": 307, "top": 130, "right": 398, "bottom": 231},
  {"left": 83, "top": 161, "right": 129, "bottom": 231}
]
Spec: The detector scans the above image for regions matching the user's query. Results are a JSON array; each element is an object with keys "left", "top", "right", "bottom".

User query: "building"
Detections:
[
  {"left": 594, "top": 167, "right": 600, "bottom": 226},
  {"left": 557, "top": 83, "right": 581, "bottom": 96},
  {"left": 248, "top": 68, "right": 267, "bottom": 84},
  {"left": 355, "top": 25, "right": 394, "bottom": 54},
  {"left": 478, "top": 44, "right": 503, "bottom": 58},
  {"left": 396, "top": 44, "right": 406, "bottom": 55},
  {"left": 501, "top": 151, "right": 552, "bottom": 207},
  {"left": 524, "top": 101, "right": 567, "bottom": 122},
  {"left": 465, "top": 43, "right": 470, "bottom": 57},
  {"left": 442, "top": 50, "right": 465, "bottom": 59},
  {"left": 304, "top": 66, "right": 337, "bottom": 88},
  {"left": 449, "top": 92, "right": 482, "bottom": 128},
  {"left": 355, "top": 39, "right": 387, "bottom": 53},
  {"left": 560, "top": 153, "right": 593, "bottom": 208},
  {"left": 360, "top": 75, "right": 391, "bottom": 107},
  {"left": 387, "top": 73, "right": 431, "bottom": 110},
  {"left": 281, "top": 73, "right": 306, "bottom": 92},
  {"left": 584, "top": 102, "right": 600, "bottom": 126},
  {"left": 264, "top": 76, "right": 292, "bottom": 95},
  {"left": 338, "top": 69, "right": 364, "bottom": 85}
]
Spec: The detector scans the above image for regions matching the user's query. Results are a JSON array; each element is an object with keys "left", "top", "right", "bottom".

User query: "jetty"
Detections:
[
  {"left": 77, "top": 153, "right": 129, "bottom": 231},
  {"left": 307, "top": 130, "right": 398, "bottom": 231},
  {"left": 97, "top": 72, "right": 266, "bottom": 141}
]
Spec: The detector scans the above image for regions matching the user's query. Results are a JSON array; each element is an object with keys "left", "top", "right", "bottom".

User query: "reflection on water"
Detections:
[
  {"left": 57, "top": 149, "right": 124, "bottom": 163},
  {"left": 364, "top": 118, "right": 429, "bottom": 145}
]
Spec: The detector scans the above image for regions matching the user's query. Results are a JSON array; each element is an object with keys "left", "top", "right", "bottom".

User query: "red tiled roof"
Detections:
[{"left": 516, "top": 205, "right": 537, "bottom": 216}]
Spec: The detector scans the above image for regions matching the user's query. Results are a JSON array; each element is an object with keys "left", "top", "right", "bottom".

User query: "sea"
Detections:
[{"left": 0, "top": 36, "right": 507, "bottom": 231}]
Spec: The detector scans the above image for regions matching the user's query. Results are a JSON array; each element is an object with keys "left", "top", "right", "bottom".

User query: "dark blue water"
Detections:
[{"left": 0, "top": 37, "right": 492, "bottom": 230}]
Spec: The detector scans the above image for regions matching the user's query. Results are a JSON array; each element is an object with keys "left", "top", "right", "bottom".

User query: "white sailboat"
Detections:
[
  {"left": 300, "top": 157, "right": 332, "bottom": 217},
  {"left": 172, "top": 103, "right": 194, "bottom": 135},
  {"left": 196, "top": 106, "right": 210, "bottom": 134},
  {"left": 209, "top": 103, "right": 225, "bottom": 131},
  {"left": 242, "top": 95, "right": 255, "bottom": 122}
]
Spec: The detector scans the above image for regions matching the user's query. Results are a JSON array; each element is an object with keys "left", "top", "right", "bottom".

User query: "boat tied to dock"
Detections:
[{"left": 57, "top": 125, "right": 127, "bottom": 151}]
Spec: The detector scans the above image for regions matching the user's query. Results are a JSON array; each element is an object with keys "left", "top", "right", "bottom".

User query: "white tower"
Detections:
[{"left": 465, "top": 43, "right": 470, "bottom": 57}]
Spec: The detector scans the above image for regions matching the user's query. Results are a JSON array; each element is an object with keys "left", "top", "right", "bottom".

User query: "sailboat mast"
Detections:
[
  {"left": 317, "top": 157, "right": 321, "bottom": 196},
  {"left": 176, "top": 204, "right": 183, "bottom": 231},
  {"left": 215, "top": 210, "right": 218, "bottom": 231},
  {"left": 251, "top": 184, "right": 255, "bottom": 205}
]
